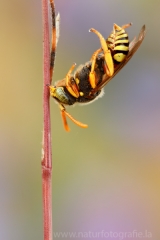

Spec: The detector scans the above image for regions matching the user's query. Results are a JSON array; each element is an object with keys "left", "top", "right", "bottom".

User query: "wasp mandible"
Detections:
[{"left": 49, "top": 3, "right": 146, "bottom": 131}]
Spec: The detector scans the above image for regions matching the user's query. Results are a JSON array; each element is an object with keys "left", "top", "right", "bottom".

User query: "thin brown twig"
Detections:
[{"left": 41, "top": 0, "right": 56, "bottom": 240}]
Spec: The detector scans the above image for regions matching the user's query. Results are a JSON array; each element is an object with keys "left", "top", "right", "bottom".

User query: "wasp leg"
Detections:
[
  {"left": 59, "top": 104, "right": 88, "bottom": 131},
  {"left": 89, "top": 28, "right": 114, "bottom": 77},
  {"left": 65, "top": 63, "right": 80, "bottom": 98},
  {"left": 89, "top": 48, "right": 102, "bottom": 89},
  {"left": 114, "top": 23, "right": 132, "bottom": 31}
]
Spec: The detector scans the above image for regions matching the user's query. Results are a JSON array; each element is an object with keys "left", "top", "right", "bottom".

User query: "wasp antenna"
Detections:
[
  {"left": 61, "top": 110, "right": 70, "bottom": 132},
  {"left": 65, "top": 111, "right": 88, "bottom": 129}
]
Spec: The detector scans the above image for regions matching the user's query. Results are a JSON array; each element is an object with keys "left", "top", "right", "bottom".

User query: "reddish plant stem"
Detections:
[{"left": 41, "top": 0, "right": 55, "bottom": 240}]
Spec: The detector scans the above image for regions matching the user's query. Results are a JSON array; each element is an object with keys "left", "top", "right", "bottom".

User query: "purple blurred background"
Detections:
[{"left": 0, "top": 0, "right": 160, "bottom": 239}]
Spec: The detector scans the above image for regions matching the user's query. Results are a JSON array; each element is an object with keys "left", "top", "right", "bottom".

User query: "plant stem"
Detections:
[{"left": 41, "top": 0, "right": 55, "bottom": 240}]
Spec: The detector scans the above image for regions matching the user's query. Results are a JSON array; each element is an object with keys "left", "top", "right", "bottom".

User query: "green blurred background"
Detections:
[{"left": 0, "top": 0, "right": 160, "bottom": 239}]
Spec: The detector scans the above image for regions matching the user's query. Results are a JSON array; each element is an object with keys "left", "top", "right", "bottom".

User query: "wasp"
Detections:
[{"left": 49, "top": 4, "right": 145, "bottom": 131}]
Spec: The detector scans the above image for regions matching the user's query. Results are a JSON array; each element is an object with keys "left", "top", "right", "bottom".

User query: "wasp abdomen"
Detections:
[{"left": 107, "top": 26, "right": 129, "bottom": 64}]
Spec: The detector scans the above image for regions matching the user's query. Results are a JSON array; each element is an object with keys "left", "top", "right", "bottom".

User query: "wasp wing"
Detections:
[{"left": 92, "top": 25, "right": 146, "bottom": 93}]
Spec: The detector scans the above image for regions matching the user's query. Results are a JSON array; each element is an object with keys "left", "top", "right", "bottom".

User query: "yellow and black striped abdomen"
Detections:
[{"left": 107, "top": 28, "right": 129, "bottom": 64}]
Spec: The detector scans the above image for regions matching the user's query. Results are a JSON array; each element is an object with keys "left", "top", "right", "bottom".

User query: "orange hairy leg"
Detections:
[
  {"left": 89, "top": 28, "right": 114, "bottom": 77},
  {"left": 89, "top": 48, "right": 102, "bottom": 88}
]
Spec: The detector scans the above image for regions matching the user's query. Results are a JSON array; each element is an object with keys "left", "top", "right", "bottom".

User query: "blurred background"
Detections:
[{"left": 0, "top": 0, "right": 160, "bottom": 239}]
